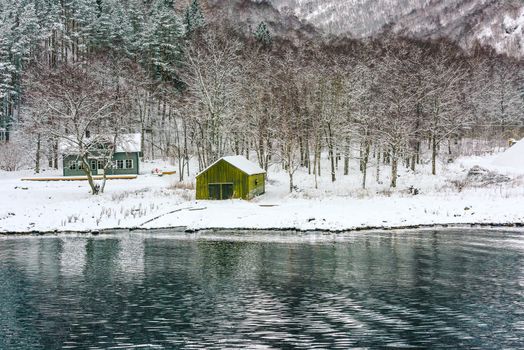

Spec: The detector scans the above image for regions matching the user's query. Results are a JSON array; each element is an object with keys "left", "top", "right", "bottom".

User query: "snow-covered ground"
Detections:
[{"left": 1, "top": 146, "right": 523, "bottom": 233}]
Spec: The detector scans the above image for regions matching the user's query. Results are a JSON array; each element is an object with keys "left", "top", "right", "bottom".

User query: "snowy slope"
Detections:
[
  {"left": 269, "top": 0, "right": 524, "bottom": 57},
  {"left": 207, "top": 0, "right": 318, "bottom": 42},
  {"left": 472, "top": 5, "right": 524, "bottom": 57},
  {"left": 272, "top": 0, "right": 430, "bottom": 37},
  {"left": 492, "top": 139, "right": 524, "bottom": 171}
]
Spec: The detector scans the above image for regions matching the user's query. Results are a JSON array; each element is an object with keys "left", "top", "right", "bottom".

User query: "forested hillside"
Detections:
[
  {"left": 272, "top": 0, "right": 524, "bottom": 58},
  {"left": 0, "top": 0, "right": 523, "bottom": 192}
]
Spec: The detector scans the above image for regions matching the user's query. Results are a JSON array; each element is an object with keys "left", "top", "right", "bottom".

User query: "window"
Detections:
[
  {"left": 255, "top": 179, "right": 259, "bottom": 186},
  {"left": 69, "top": 161, "right": 77, "bottom": 170},
  {"left": 116, "top": 160, "right": 124, "bottom": 169},
  {"left": 97, "top": 160, "right": 105, "bottom": 170},
  {"left": 90, "top": 160, "right": 97, "bottom": 170},
  {"left": 125, "top": 159, "right": 133, "bottom": 169}
]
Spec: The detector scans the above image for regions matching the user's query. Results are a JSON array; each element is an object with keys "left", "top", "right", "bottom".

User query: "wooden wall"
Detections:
[{"left": 196, "top": 160, "right": 265, "bottom": 200}]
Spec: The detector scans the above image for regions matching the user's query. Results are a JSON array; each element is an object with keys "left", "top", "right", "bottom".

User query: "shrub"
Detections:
[{"left": 0, "top": 142, "right": 26, "bottom": 171}]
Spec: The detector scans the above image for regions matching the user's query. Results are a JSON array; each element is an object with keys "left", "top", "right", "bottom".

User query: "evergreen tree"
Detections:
[
  {"left": 184, "top": 0, "right": 205, "bottom": 35},
  {"left": 141, "top": 0, "right": 185, "bottom": 82},
  {"left": 107, "top": 1, "right": 135, "bottom": 55},
  {"left": 0, "top": 20, "right": 15, "bottom": 141},
  {"left": 254, "top": 21, "right": 271, "bottom": 47}
]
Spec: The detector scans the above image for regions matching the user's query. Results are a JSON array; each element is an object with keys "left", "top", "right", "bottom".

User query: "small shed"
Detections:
[{"left": 196, "top": 156, "right": 266, "bottom": 200}]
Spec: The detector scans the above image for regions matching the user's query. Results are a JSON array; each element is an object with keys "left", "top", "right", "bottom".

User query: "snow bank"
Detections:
[{"left": 492, "top": 139, "right": 524, "bottom": 172}]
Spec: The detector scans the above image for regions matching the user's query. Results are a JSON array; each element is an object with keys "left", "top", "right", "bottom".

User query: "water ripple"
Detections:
[{"left": 0, "top": 229, "right": 523, "bottom": 349}]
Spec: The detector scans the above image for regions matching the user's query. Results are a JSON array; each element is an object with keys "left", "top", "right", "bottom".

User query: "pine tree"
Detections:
[
  {"left": 184, "top": 0, "right": 205, "bottom": 35},
  {"left": 107, "top": 0, "right": 134, "bottom": 53},
  {"left": 141, "top": 0, "right": 185, "bottom": 83},
  {"left": 0, "top": 20, "right": 15, "bottom": 141},
  {"left": 254, "top": 21, "right": 271, "bottom": 47}
]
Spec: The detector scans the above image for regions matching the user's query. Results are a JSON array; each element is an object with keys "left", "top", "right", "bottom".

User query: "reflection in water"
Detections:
[
  {"left": 60, "top": 238, "right": 87, "bottom": 277},
  {"left": 118, "top": 235, "right": 145, "bottom": 280},
  {"left": 0, "top": 230, "right": 523, "bottom": 349}
]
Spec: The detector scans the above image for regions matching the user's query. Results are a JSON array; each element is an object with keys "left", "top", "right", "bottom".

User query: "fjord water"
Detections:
[{"left": 1, "top": 230, "right": 523, "bottom": 349}]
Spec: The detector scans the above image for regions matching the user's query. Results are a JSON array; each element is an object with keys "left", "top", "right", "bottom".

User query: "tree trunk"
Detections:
[
  {"left": 361, "top": 139, "right": 370, "bottom": 189},
  {"left": 327, "top": 124, "right": 335, "bottom": 182},
  {"left": 329, "top": 147, "right": 336, "bottom": 183},
  {"left": 390, "top": 146, "right": 398, "bottom": 188},
  {"left": 343, "top": 137, "right": 350, "bottom": 176},
  {"left": 432, "top": 133, "right": 437, "bottom": 175},
  {"left": 53, "top": 141, "right": 58, "bottom": 169},
  {"left": 101, "top": 171, "right": 108, "bottom": 194},
  {"left": 376, "top": 149, "right": 381, "bottom": 184},
  {"left": 81, "top": 157, "right": 99, "bottom": 195},
  {"left": 35, "top": 134, "right": 41, "bottom": 173}
]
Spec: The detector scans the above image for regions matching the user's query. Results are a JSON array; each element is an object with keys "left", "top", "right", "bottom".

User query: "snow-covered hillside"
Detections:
[
  {"left": 473, "top": 5, "right": 524, "bottom": 57},
  {"left": 272, "top": 0, "right": 430, "bottom": 37},
  {"left": 269, "top": 0, "right": 524, "bottom": 57}
]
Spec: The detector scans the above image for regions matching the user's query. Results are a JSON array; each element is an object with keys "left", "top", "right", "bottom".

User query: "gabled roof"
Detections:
[
  {"left": 60, "top": 133, "right": 142, "bottom": 154},
  {"left": 197, "top": 155, "right": 266, "bottom": 177}
]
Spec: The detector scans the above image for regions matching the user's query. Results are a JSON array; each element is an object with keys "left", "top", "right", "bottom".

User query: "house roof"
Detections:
[
  {"left": 115, "top": 133, "right": 141, "bottom": 153},
  {"left": 60, "top": 133, "right": 142, "bottom": 154},
  {"left": 197, "top": 155, "right": 266, "bottom": 177}
]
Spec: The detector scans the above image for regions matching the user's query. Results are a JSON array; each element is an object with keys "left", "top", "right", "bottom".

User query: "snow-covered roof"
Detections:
[
  {"left": 115, "top": 133, "right": 141, "bottom": 153},
  {"left": 197, "top": 155, "right": 266, "bottom": 177},
  {"left": 60, "top": 133, "right": 142, "bottom": 154}
]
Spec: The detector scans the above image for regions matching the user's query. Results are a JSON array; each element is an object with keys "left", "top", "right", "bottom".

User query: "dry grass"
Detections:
[
  {"left": 167, "top": 182, "right": 195, "bottom": 201},
  {"left": 375, "top": 188, "right": 393, "bottom": 197},
  {"left": 169, "top": 181, "right": 195, "bottom": 190},
  {"left": 111, "top": 188, "right": 151, "bottom": 202}
]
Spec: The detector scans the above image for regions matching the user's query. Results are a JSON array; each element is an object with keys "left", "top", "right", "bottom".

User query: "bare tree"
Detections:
[
  {"left": 424, "top": 47, "right": 468, "bottom": 175},
  {"left": 181, "top": 30, "right": 242, "bottom": 169},
  {"left": 24, "top": 61, "right": 126, "bottom": 194}
]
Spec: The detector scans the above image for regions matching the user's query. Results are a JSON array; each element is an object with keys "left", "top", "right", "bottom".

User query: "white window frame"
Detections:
[
  {"left": 125, "top": 159, "right": 133, "bottom": 169},
  {"left": 97, "top": 160, "right": 105, "bottom": 170},
  {"left": 69, "top": 160, "right": 77, "bottom": 170},
  {"left": 116, "top": 160, "right": 124, "bottom": 169}
]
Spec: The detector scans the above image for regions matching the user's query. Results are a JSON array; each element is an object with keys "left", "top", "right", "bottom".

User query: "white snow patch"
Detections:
[{"left": 492, "top": 139, "right": 524, "bottom": 172}]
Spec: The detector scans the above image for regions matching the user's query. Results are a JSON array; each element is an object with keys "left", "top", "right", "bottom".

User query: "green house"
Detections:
[
  {"left": 62, "top": 133, "right": 142, "bottom": 176},
  {"left": 196, "top": 156, "right": 266, "bottom": 200}
]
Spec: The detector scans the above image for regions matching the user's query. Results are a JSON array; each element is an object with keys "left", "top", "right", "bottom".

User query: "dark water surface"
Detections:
[{"left": 1, "top": 230, "right": 524, "bottom": 349}]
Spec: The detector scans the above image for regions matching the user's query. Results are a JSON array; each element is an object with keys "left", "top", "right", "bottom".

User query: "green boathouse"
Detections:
[{"left": 196, "top": 156, "right": 266, "bottom": 200}]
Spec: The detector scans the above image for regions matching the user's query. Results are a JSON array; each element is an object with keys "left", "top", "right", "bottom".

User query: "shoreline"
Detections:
[{"left": 1, "top": 221, "right": 523, "bottom": 236}]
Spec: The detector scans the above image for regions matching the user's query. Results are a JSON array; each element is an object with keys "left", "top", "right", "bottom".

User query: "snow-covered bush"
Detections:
[
  {"left": 466, "top": 166, "right": 511, "bottom": 186},
  {"left": 0, "top": 141, "right": 27, "bottom": 171}
]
